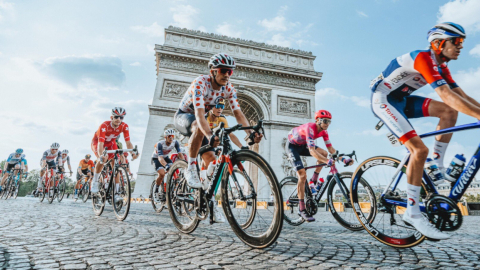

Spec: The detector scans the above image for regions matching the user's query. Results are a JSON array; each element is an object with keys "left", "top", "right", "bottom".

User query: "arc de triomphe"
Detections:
[{"left": 132, "top": 26, "right": 322, "bottom": 199}]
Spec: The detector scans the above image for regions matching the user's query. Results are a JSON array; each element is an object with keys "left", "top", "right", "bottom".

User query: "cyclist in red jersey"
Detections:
[
  {"left": 286, "top": 110, "right": 354, "bottom": 222},
  {"left": 90, "top": 107, "right": 139, "bottom": 193}
]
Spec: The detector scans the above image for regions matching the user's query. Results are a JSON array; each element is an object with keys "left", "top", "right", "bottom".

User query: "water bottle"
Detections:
[
  {"left": 206, "top": 160, "right": 216, "bottom": 178},
  {"left": 315, "top": 178, "right": 325, "bottom": 192},
  {"left": 425, "top": 158, "right": 444, "bottom": 183},
  {"left": 309, "top": 181, "right": 317, "bottom": 194},
  {"left": 445, "top": 154, "right": 466, "bottom": 182}
]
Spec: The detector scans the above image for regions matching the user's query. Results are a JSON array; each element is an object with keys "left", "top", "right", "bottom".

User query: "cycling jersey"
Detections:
[
  {"left": 152, "top": 140, "right": 181, "bottom": 159},
  {"left": 78, "top": 159, "right": 95, "bottom": 171},
  {"left": 92, "top": 121, "right": 130, "bottom": 144},
  {"left": 58, "top": 155, "right": 71, "bottom": 167},
  {"left": 178, "top": 75, "right": 240, "bottom": 113},
  {"left": 206, "top": 113, "right": 229, "bottom": 129},
  {"left": 42, "top": 150, "right": 62, "bottom": 165},
  {"left": 288, "top": 123, "right": 332, "bottom": 148},
  {"left": 7, "top": 153, "right": 26, "bottom": 165},
  {"left": 370, "top": 50, "right": 458, "bottom": 97}
]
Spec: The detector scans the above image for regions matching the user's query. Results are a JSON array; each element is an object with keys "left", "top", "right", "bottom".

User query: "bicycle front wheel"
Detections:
[
  {"left": 47, "top": 180, "right": 55, "bottom": 204},
  {"left": 13, "top": 181, "right": 20, "bottom": 199},
  {"left": 280, "top": 176, "right": 304, "bottom": 226},
  {"left": 150, "top": 179, "right": 165, "bottom": 213},
  {"left": 92, "top": 172, "right": 107, "bottom": 216},
  {"left": 222, "top": 150, "right": 283, "bottom": 249},
  {"left": 57, "top": 179, "right": 66, "bottom": 202},
  {"left": 112, "top": 166, "right": 131, "bottom": 221},
  {"left": 350, "top": 156, "right": 426, "bottom": 248},
  {"left": 4, "top": 177, "right": 12, "bottom": 200},
  {"left": 82, "top": 183, "right": 90, "bottom": 203}
]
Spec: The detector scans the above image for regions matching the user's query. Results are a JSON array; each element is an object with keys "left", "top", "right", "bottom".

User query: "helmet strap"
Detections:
[{"left": 431, "top": 40, "right": 450, "bottom": 62}]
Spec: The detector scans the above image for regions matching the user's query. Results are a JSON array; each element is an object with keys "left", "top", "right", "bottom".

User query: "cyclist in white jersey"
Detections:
[
  {"left": 0, "top": 149, "right": 27, "bottom": 192},
  {"left": 173, "top": 53, "right": 262, "bottom": 223},
  {"left": 151, "top": 129, "right": 185, "bottom": 200},
  {"left": 38, "top": 143, "right": 62, "bottom": 195},
  {"left": 57, "top": 149, "right": 73, "bottom": 177}
]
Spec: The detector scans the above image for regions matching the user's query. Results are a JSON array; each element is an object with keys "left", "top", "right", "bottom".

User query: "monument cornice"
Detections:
[
  {"left": 166, "top": 26, "right": 314, "bottom": 58},
  {"left": 148, "top": 105, "right": 177, "bottom": 117}
]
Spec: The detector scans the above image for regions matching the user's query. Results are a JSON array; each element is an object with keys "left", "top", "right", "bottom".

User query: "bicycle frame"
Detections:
[{"left": 380, "top": 121, "right": 480, "bottom": 208}]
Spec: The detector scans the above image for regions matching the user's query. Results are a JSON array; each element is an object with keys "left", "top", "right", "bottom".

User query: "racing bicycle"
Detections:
[
  {"left": 74, "top": 174, "right": 90, "bottom": 203},
  {"left": 1, "top": 168, "right": 25, "bottom": 200}
]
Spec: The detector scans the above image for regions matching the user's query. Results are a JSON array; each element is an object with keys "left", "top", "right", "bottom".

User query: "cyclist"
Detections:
[
  {"left": 285, "top": 110, "right": 353, "bottom": 222},
  {"left": 90, "top": 107, "right": 138, "bottom": 195},
  {"left": 39, "top": 143, "right": 62, "bottom": 196},
  {"left": 173, "top": 53, "right": 262, "bottom": 223},
  {"left": 74, "top": 154, "right": 95, "bottom": 200},
  {"left": 151, "top": 129, "right": 185, "bottom": 201},
  {"left": 0, "top": 149, "right": 27, "bottom": 192},
  {"left": 206, "top": 98, "right": 243, "bottom": 148},
  {"left": 369, "top": 22, "right": 480, "bottom": 240},
  {"left": 57, "top": 149, "right": 73, "bottom": 178}
]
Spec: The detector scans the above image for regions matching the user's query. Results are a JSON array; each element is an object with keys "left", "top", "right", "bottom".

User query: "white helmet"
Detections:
[
  {"left": 51, "top": 142, "right": 60, "bottom": 149},
  {"left": 208, "top": 53, "right": 236, "bottom": 69},
  {"left": 427, "top": 22, "right": 466, "bottom": 43},
  {"left": 112, "top": 107, "right": 126, "bottom": 116},
  {"left": 164, "top": 129, "right": 175, "bottom": 137},
  {"left": 62, "top": 149, "right": 69, "bottom": 154}
]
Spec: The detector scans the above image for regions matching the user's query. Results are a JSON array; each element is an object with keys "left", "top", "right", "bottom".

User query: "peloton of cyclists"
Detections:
[
  {"left": 370, "top": 22, "right": 480, "bottom": 240},
  {"left": 75, "top": 154, "right": 95, "bottom": 200},
  {"left": 151, "top": 129, "right": 185, "bottom": 201},
  {"left": 0, "top": 149, "right": 28, "bottom": 193},
  {"left": 285, "top": 110, "right": 354, "bottom": 222},
  {"left": 90, "top": 107, "right": 138, "bottom": 195},
  {"left": 173, "top": 53, "right": 262, "bottom": 223}
]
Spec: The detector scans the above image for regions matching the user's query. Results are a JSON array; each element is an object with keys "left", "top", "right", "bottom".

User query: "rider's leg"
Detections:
[
  {"left": 188, "top": 120, "right": 203, "bottom": 170},
  {"left": 297, "top": 168, "right": 308, "bottom": 208},
  {"left": 310, "top": 148, "right": 328, "bottom": 183},
  {"left": 403, "top": 137, "right": 429, "bottom": 217},
  {"left": 155, "top": 168, "right": 165, "bottom": 192}
]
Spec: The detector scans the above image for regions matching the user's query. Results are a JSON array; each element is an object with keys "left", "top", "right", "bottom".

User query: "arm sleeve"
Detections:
[
  {"left": 97, "top": 124, "right": 107, "bottom": 143},
  {"left": 42, "top": 151, "right": 47, "bottom": 160},
  {"left": 7, "top": 154, "right": 12, "bottom": 162},
  {"left": 227, "top": 84, "right": 241, "bottom": 111},
  {"left": 440, "top": 66, "right": 459, "bottom": 89},
  {"left": 413, "top": 52, "right": 448, "bottom": 89},
  {"left": 322, "top": 131, "right": 332, "bottom": 148},
  {"left": 306, "top": 126, "right": 316, "bottom": 148},
  {"left": 57, "top": 153, "right": 63, "bottom": 166},
  {"left": 174, "top": 141, "right": 181, "bottom": 152},
  {"left": 123, "top": 124, "right": 131, "bottom": 142},
  {"left": 191, "top": 80, "right": 206, "bottom": 110},
  {"left": 157, "top": 143, "right": 164, "bottom": 156}
]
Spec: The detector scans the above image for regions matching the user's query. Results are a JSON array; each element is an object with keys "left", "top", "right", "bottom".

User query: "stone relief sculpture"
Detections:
[{"left": 278, "top": 96, "right": 310, "bottom": 117}]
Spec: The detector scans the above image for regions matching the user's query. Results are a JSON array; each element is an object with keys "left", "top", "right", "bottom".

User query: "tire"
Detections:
[
  {"left": 280, "top": 176, "right": 305, "bottom": 226},
  {"left": 327, "top": 172, "right": 374, "bottom": 231},
  {"left": 13, "top": 181, "right": 20, "bottom": 199},
  {"left": 350, "top": 156, "right": 426, "bottom": 248},
  {"left": 222, "top": 150, "right": 283, "bottom": 249},
  {"left": 226, "top": 168, "right": 256, "bottom": 229},
  {"left": 57, "top": 179, "right": 66, "bottom": 202},
  {"left": 150, "top": 180, "right": 165, "bottom": 213},
  {"left": 38, "top": 178, "right": 45, "bottom": 203},
  {"left": 92, "top": 172, "right": 107, "bottom": 217},
  {"left": 82, "top": 183, "right": 90, "bottom": 203},
  {"left": 166, "top": 160, "right": 199, "bottom": 234},
  {"left": 4, "top": 177, "right": 12, "bottom": 200},
  {"left": 112, "top": 166, "right": 131, "bottom": 221}
]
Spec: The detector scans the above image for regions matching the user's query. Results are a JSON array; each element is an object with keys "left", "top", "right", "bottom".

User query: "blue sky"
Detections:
[{"left": 1, "top": 0, "right": 480, "bottom": 174}]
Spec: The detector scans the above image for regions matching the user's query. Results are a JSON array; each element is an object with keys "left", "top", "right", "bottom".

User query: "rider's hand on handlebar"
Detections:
[
  {"left": 132, "top": 152, "right": 139, "bottom": 160},
  {"left": 253, "top": 132, "right": 263, "bottom": 143},
  {"left": 209, "top": 135, "right": 220, "bottom": 148},
  {"left": 326, "top": 159, "right": 335, "bottom": 167},
  {"left": 342, "top": 157, "right": 354, "bottom": 166}
]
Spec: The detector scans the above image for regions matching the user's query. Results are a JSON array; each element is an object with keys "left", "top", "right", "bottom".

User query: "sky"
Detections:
[{"left": 1, "top": 0, "right": 480, "bottom": 176}]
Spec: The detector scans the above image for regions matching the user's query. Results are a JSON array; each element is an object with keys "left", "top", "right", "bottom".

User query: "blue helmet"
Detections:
[
  {"left": 15, "top": 148, "right": 23, "bottom": 154},
  {"left": 427, "top": 22, "right": 466, "bottom": 43}
]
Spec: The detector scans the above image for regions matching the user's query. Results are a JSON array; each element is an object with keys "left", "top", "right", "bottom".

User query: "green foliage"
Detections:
[{"left": 465, "top": 194, "right": 480, "bottom": 202}]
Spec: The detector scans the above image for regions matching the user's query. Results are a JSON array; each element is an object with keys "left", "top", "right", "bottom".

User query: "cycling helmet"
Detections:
[
  {"left": 51, "top": 142, "right": 60, "bottom": 149},
  {"left": 15, "top": 148, "right": 23, "bottom": 154},
  {"left": 85, "top": 154, "right": 91, "bottom": 159},
  {"left": 112, "top": 107, "right": 126, "bottom": 116},
  {"left": 208, "top": 53, "right": 236, "bottom": 69},
  {"left": 164, "top": 129, "right": 176, "bottom": 137},
  {"left": 62, "top": 149, "right": 69, "bottom": 154},
  {"left": 427, "top": 22, "right": 466, "bottom": 43},
  {"left": 315, "top": 110, "right": 332, "bottom": 119}
]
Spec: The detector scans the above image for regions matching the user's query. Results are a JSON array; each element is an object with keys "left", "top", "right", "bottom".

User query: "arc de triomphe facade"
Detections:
[{"left": 132, "top": 26, "right": 322, "bottom": 199}]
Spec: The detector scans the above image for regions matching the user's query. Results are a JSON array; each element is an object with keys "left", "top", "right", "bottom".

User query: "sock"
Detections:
[
  {"left": 406, "top": 183, "right": 421, "bottom": 218},
  {"left": 74, "top": 189, "right": 78, "bottom": 195},
  {"left": 115, "top": 183, "right": 119, "bottom": 193},
  {"left": 432, "top": 141, "right": 448, "bottom": 169},
  {"left": 155, "top": 185, "right": 159, "bottom": 192},
  {"left": 93, "top": 172, "right": 100, "bottom": 183},
  {"left": 188, "top": 157, "right": 197, "bottom": 170},
  {"left": 299, "top": 199, "right": 306, "bottom": 211},
  {"left": 310, "top": 172, "right": 319, "bottom": 183}
]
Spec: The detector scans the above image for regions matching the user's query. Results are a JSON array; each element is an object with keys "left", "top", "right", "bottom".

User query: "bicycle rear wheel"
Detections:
[
  {"left": 112, "top": 166, "right": 131, "bottom": 221},
  {"left": 57, "top": 179, "right": 66, "bottom": 202},
  {"left": 327, "top": 172, "right": 374, "bottom": 231},
  {"left": 222, "top": 150, "right": 283, "bottom": 249},
  {"left": 350, "top": 156, "right": 426, "bottom": 248},
  {"left": 280, "top": 176, "right": 304, "bottom": 226},
  {"left": 166, "top": 160, "right": 199, "bottom": 233}
]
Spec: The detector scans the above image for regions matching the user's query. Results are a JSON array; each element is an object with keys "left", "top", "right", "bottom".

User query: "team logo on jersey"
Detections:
[
  {"left": 195, "top": 90, "right": 202, "bottom": 97},
  {"left": 437, "top": 79, "right": 447, "bottom": 86},
  {"left": 433, "top": 66, "right": 439, "bottom": 72},
  {"left": 125, "top": 127, "right": 129, "bottom": 130},
  {"left": 413, "top": 77, "right": 421, "bottom": 81},
  {"left": 433, "top": 152, "right": 440, "bottom": 160},
  {"left": 380, "top": 104, "right": 387, "bottom": 109},
  {"left": 102, "top": 128, "right": 106, "bottom": 132},
  {"left": 408, "top": 198, "right": 416, "bottom": 206},
  {"left": 384, "top": 82, "right": 392, "bottom": 89},
  {"left": 401, "top": 86, "right": 409, "bottom": 92}
]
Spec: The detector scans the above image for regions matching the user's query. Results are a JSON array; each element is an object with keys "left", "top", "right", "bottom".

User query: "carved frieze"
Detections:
[
  {"left": 277, "top": 96, "right": 310, "bottom": 118},
  {"left": 161, "top": 80, "right": 190, "bottom": 100}
]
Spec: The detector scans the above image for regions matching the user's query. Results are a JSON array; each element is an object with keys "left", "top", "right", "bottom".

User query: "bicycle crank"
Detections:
[
  {"left": 425, "top": 194, "right": 463, "bottom": 231},
  {"left": 306, "top": 198, "right": 318, "bottom": 216}
]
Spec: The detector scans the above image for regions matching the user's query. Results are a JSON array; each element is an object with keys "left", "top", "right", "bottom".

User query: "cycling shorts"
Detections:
[
  {"left": 43, "top": 160, "right": 57, "bottom": 171},
  {"left": 5, "top": 163, "right": 19, "bottom": 173},
  {"left": 371, "top": 92, "right": 431, "bottom": 144},
  {"left": 173, "top": 109, "right": 215, "bottom": 154},
  {"left": 76, "top": 169, "right": 90, "bottom": 181},
  {"left": 152, "top": 157, "right": 173, "bottom": 171},
  {"left": 91, "top": 140, "right": 118, "bottom": 160},
  {"left": 285, "top": 141, "right": 318, "bottom": 171}
]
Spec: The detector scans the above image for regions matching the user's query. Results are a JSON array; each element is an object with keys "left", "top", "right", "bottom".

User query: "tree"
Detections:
[
  {"left": 0, "top": 159, "right": 6, "bottom": 176},
  {"left": 18, "top": 169, "right": 40, "bottom": 197}
]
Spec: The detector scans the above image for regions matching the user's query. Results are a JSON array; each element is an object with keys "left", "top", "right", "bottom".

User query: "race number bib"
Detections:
[{"left": 386, "top": 132, "right": 402, "bottom": 147}]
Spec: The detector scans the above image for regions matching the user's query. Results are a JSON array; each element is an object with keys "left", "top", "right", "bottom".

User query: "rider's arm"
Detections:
[
  {"left": 158, "top": 156, "right": 167, "bottom": 166},
  {"left": 195, "top": 107, "right": 213, "bottom": 137},
  {"left": 77, "top": 165, "right": 83, "bottom": 175},
  {"left": 451, "top": 87, "right": 480, "bottom": 108},
  {"left": 57, "top": 153, "right": 63, "bottom": 167},
  {"left": 327, "top": 146, "right": 336, "bottom": 154},
  {"left": 97, "top": 142, "right": 105, "bottom": 158},
  {"left": 228, "top": 133, "right": 243, "bottom": 148},
  {"left": 436, "top": 85, "right": 480, "bottom": 119},
  {"left": 308, "top": 147, "right": 329, "bottom": 163}
]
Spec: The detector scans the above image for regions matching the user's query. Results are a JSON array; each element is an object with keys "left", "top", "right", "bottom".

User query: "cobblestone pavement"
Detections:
[{"left": 0, "top": 198, "right": 479, "bottom": 270}]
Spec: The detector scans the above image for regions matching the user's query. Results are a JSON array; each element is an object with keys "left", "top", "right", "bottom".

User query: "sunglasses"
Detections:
[
  {"left": 166, "top": 135, "right": 175, "bottom": 139},
  {"left": 113, "top": 116, "right": 124, "bottom": 120},
  {"left": 449, "top": 37, "right": 464, "bottom": 45},
  {"left": 215, "top": 104, "right": 225, "bottom": 109},
  {"left": 215, "top": 68, "right": 234, "bottom": 76},
  {"left": 320, "top": 119, "right": 332, "bottom": 124}
]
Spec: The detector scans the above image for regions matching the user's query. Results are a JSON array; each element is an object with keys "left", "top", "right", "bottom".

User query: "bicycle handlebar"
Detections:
[
  {"left": 331, "top": 150, "right": 357, "bottom": 166},
  {"left": 104, "top": 145, "right": 138, "bottom": 155},
  {"left": 212, "top": 119, "right": 266, "bottom": 146}
]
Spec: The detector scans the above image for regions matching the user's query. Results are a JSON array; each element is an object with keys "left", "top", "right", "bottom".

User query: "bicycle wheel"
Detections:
[
  {"left": 38, "top": 178, "right": 45, "bottom": 203},
  {"left": 280, "top": 176, "right": 305, "bottom": 226},
  {"left": 92, "top": 172, "right": 107, "bottom": 216},
  {"left": 82, "top": 183, "right": 90, "bottom": 203},
  {"left": 150, "top": 180, "right": 165, "bottom": 213},
  {"left": 112, "top": 166, "right": 131, "bottom": 221},
  {"left": 350, "top": 156, "right": 426, "bottom": 248},
  {"left": 166, "top": 160, "right": 200, "bottom": 233},
  {"left": 57, "top": 179, "right": 66, "bottom": 202},
  {"left": 327, "top": 172, "right": 374, "bottom": 231},
  {"left": 222, "top": 150, "right": 283, "bottom": 249},
  {"left": 4, "top": 177, "right": 12, "bottom": 200},
  {"left": 224, "top": 167, "right": 257, "bottom": 229},
  {"left": 13, "top": 180, "right": 20, "bottom": 199}
]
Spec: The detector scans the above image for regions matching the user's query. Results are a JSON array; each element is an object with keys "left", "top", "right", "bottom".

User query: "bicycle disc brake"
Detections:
[
  {"left": 306, "top": 198, "right": 318, "bottom": 216},
  {"left": 426, "top": 194, "right": 462, "bottom": 231},
  {"left": 195, "top": 190, "right": 209, "bottom": 220}
]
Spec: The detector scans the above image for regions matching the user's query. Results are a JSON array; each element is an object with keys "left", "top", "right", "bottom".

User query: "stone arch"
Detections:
[{"left": 222, "top": 89, "right": 270, "bottom": 124}]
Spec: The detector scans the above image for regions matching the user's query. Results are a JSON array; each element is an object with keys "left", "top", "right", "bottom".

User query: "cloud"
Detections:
[
  {"left": 130, "top": 22, "right": 164, "bottom": 37},
  {"left": 38, "top": 55, "right": 126, "bottom": 89},
  {"left": 469, "top": 44, "right": 480, "bottom": 57},
  {"left": 357, "top": 10, "right": 368, "bottom": 18},
  {"left": 454, "top": 67, "right": 480, "bottom": 100},
  {"left": 258, "top": 6, "right": 299, "bottom": 32},
  {"left": 266, "top": 34, "right": 291, "bottom": 47},
  {"left": 316, "top": 87, "right": 370, "bottom": 108},
  {"left": 216, "top": 23, "right": 241, "bottom": 38},
  {"left": 0, "top": 1, "right": 14, "bottom": 22},
  {"left": 130, "top": 62, "right": 141, "bottom": 66},
  {"left": 170, "top": 5, "right": 205, "bottom": 31},
  {"left": 438, "top": 0, "right": 480, "bottom": 32}
]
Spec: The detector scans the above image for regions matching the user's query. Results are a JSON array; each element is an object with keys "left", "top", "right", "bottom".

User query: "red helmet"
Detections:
[{"left": 315, "top": 110, "right": 332, "bottom": 119}]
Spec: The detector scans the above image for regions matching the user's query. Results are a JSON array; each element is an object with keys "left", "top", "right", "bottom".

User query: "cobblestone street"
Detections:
[{"left": 0, "top": 197, "right": 479, "bottom": 270}]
